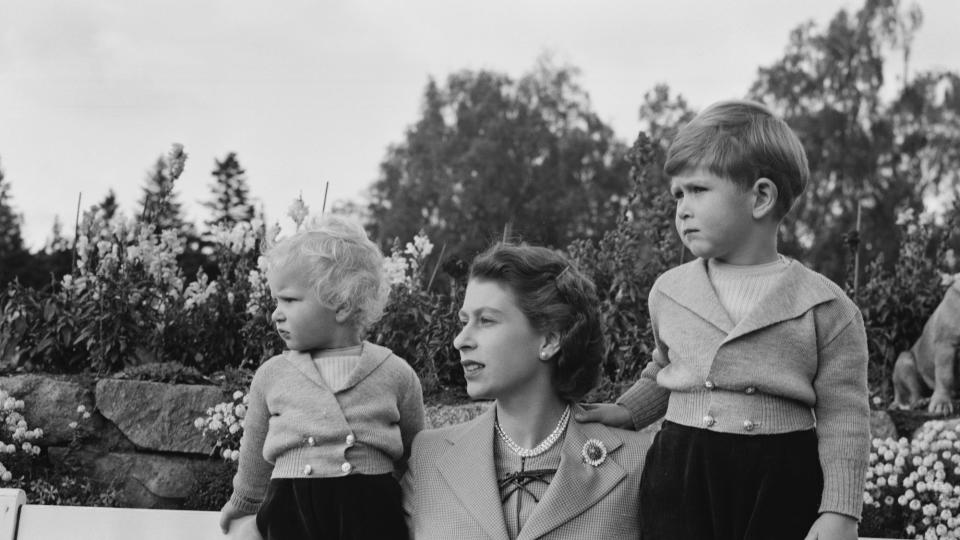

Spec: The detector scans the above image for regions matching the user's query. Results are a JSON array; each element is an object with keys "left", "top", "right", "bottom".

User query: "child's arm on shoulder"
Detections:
[
  {"left": 813, "top": 304, "right": 870, "bottom": 520},
  {"left": 576, "top": 347, "right": 670, "bottom": 429}
]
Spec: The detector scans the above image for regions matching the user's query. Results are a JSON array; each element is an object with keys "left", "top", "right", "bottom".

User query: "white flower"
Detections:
[{"left": 233, "top": 391, "right": 244, "bottom": 401}]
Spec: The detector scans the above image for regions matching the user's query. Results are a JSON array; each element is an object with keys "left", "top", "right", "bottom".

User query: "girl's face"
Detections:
[
  {"left": 267, "top": 261, "right": 339, "bottom": 352},
  {"left": 454, "top": 279, "right": 549, "bottom": 401}
]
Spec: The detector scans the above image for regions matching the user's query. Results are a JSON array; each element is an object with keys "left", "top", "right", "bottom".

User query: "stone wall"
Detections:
[
  {"left": 0, "top": 374, "right": 229, "bottom": 509},
  {"left": 0, "top": 373, "right": 933, "bottom": 509}
]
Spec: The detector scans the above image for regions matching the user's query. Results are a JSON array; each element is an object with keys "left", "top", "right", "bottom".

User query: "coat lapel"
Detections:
[
  {"left": 436, "top": 408, "right": 511, "bottom": 540},
  {"left": 656, "top": 259, "right": 734, "bottom": 333},
  {"left": 338, "top": 341, "right": 390, "bottom": 392},
  {"left": 518, "top": 408, "right": 627, "bottom": 540},
  {"left": 283, "top": 350, "right": 327, "bottom": 389},
  {"left": 722, "top": 260, "right": 836, "bottom": 343}
]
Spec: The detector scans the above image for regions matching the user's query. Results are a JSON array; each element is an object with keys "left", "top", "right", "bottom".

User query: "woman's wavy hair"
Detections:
[
  {"left": 469, "top": 242, "right": 604, "bottom": 402},
  {"left": 263, "top": 215, "right": 389, "bottom": 334}
]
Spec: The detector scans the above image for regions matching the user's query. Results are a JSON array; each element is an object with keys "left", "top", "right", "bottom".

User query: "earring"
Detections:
[{"left": 539, "top": 350, "right": 548, "bottom": 359}]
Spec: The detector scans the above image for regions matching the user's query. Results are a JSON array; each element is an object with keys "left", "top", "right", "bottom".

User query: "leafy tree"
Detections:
[
  {"left": 367, "top": 57, "right": 632, "bottom": 258},
  {"left": 203, "top": 152, "right": 255, "bottom": 229},
  {"left": 747, "top": 0, "right": 959, "bottom": 280}
]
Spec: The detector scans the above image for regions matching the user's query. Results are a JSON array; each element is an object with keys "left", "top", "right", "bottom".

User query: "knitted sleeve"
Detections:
[
  {"left": 396, "top": 365, "right": 426, "bottom": 470},
  {"left": 228, "top": 361, "right": 277, "bottom": 515},
  {"left": 813, "top": 303, "right": 870, "bottom": 520},
  {"left": 616, "top": 285, "right": 671, "bottom": 430}
]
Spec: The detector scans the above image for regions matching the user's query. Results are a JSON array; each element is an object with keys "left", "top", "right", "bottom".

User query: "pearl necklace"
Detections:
[{"left": 495, "top": 405, "right": 571, "bottom": 458}]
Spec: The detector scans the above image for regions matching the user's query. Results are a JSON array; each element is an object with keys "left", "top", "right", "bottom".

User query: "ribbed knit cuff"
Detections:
[
  {"left": 818, "top": 458, "right": 867, "bottom": 520},
  {"left": 229, "top": 492, "right": 262, "bottom": 515},
  {"left": 616, "top": 382, "right": 669, "bottom": 431}
]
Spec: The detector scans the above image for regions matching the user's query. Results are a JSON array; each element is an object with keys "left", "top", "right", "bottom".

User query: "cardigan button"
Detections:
[
  {"left": 303, "top": 465, "right": 313, "bottom": 476},
  {"left": 345, "top": 434, "right": 356, "bottom": 446},
  {"left": 307, "top": 436, "right": 316, "bottom": 446},
  {"left": 341, "top": 462, "right": 352, "bottom": 473},
  {"left": 743, "top": 420, "right": 757, "bottom": 432},
  {"left": 704, "top": 380, "right": 715, "bottom": 390},
  {"left": 744, "top": 386, "right": 757, "bottom": 395},
  {"left": 702, "top": 415, "right": 716, "bottom": 427}
]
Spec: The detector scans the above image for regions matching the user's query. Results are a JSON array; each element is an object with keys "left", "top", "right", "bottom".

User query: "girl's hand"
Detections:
[
  {"left": 574, "top": 403, "right": 633, "bottom": 428},
  {"left": 804, "top": 512, "right": 857, "bottom": 540},
  {"left": 219, "top": 500, "right": 246, "bottom": 534}
]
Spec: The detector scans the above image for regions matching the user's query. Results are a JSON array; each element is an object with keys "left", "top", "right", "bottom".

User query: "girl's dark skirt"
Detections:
[
  {"left": 639, "top": 421, "right": 823, "bottom": 540},
  {"left": 255, "top": 474, "right": 408, "bottom": 540}
]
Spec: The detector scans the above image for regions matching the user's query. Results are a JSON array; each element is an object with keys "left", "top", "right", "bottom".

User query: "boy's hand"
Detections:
[
  {"left": 574, "top": 403, "right": 633, "bottom": 428},
  {"left": 803, "top": 512, "right": 857, "bottom": 540},
  {"left": 219, "top": 500, "right": 245, "bottom": 534}
]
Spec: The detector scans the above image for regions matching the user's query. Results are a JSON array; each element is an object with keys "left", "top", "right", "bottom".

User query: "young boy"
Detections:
[
  {"left": 577, "top": 100, "right": 869, "bottom": 540},
  {"left": 219, "top": 215, "right": 425, "bottom": 540}
]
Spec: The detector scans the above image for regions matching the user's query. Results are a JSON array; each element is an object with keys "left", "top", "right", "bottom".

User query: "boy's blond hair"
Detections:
[
  {"left": 664, "top": 99, "right": 809, "bottom": 219},
  {"left": 264, "top": 215, "right": 389, "bottom": 333}
]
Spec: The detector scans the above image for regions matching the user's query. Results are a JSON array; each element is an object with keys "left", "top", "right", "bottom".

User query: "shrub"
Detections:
[{"left": 851, "top": 204, "right": 959, "bottom": 406}]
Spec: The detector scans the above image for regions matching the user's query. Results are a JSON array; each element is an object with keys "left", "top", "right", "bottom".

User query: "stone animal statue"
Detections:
[{"left": 892, "top": 280, "right": 960, "bottom": 414}]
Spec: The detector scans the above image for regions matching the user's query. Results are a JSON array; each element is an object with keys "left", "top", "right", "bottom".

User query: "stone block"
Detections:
[{"left": 95, "top": 379, "right": 227, "bottom": 454}]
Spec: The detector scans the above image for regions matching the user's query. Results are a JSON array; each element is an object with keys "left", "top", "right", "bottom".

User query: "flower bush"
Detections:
[
  {"left": 862, "top": 420, "right": 960, "bottom": 539},
  {"left": 194, "top": 390, "right": 248, "bottom": 462},
  {"left": 0, "top": 388, "right": 43, "bottom": 483}
]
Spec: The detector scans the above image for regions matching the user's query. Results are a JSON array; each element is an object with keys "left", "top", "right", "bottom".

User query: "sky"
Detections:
[{"left": 1, "top": 0, "right": 959, "bottom": 250}]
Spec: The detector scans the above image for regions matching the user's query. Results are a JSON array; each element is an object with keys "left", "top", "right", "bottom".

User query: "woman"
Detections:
[{"left": 403, "top": 243, "right": 652, "bottom": 539}]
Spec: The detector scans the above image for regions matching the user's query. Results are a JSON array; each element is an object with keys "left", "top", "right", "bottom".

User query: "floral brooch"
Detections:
[{"left": 581, "top": 438, "right": 608, "bottom": 467}]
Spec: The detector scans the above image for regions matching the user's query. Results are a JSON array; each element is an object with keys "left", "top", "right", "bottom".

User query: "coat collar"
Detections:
[
  {"left": 656, "top": 258, "right": 838, "bottom": 342},
  {"left": 436, "top": 403, "right": 627, "bottom": 540},
  {"left": 283, "top": 341, "right": 391, "bottom": 393}
]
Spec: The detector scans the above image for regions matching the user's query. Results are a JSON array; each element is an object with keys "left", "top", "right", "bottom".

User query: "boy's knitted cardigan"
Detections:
[
  {"left": 229, "top": 341, "right": 425, "bottom": 514},
  {"left": 618, "top": 258, "right": 870, "bottom": 519}
]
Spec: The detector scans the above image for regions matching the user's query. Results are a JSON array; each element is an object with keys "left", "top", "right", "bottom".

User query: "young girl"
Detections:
[{"left": 219, "top": 215, "right": 425, "bottom": 540}]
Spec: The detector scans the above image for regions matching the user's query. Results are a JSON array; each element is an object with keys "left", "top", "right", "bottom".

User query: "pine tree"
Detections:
[
  {"left": 0, "top": 158, "right": 24, "bottom": 258},
  {"left": 97, "top": 189, "right": 119, "bottom": 221},
  {"left": 203, "top": 152, "right": 255, "bottom": 228},
  {"left": 138, "top": 156, "right": 186, "bottom": 232}
]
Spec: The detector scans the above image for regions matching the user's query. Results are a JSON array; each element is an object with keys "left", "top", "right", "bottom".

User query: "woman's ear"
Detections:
[
  {"left": 752, "top": 177, "right": 779, "bottom": 220},
  {"left": 539, "top": 332, "right": 562, "bottom": 362}
]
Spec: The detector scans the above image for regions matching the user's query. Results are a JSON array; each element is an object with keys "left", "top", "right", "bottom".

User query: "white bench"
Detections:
[
  {"left": 0, "top": 489, "right": 224, "bottom": 540},
  {"left": 0, "top": 487, "right": 907, "bottom": 540}
]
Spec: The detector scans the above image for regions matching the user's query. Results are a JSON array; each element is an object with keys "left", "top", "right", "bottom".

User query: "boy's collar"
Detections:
[{"left": 657, "top": 258, "right": 840, "bottom": 336}]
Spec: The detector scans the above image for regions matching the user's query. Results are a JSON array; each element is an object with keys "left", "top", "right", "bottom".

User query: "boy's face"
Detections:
[
  {"left": 266, "top": 261, "right": 339, "bottom": 352},
  {"left": 671, "top": 169, "right": 757, "bottom": 264}
]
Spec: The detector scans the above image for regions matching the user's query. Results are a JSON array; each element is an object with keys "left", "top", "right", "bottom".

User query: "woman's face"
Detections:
[{"left": 454, "top": 279, "right": 549, "bottom": 401}]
